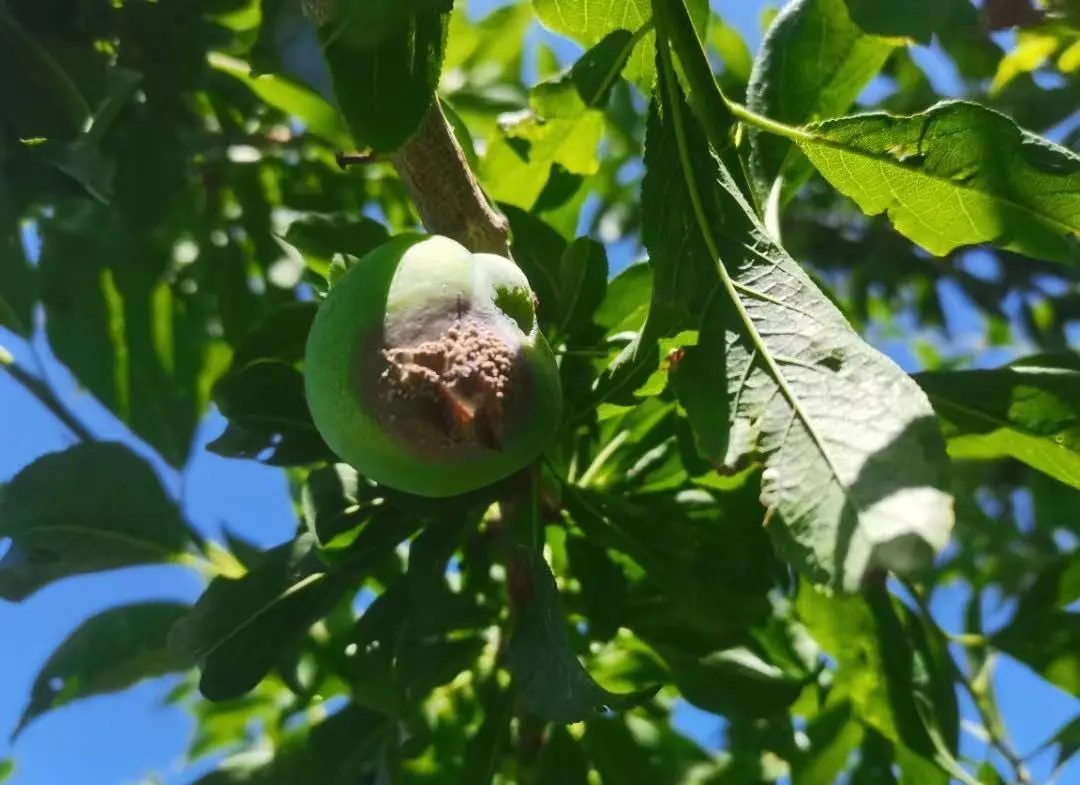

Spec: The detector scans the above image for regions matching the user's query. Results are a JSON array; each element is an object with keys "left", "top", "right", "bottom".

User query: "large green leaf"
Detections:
[
  {"left": 796, "top": 100, "right": 1080, "bottom": 263},
  {"left": 790, "top": 701, "right": 865, "bottom": 785},
  {"left": 13, "top": 602, "right": 191, "bottom": 740},
  {"left": 171, "top": 533, "right": 354, "bottom": 702},
  {"left": 0, "top": 442, "right": 195, "bottom": 601},
  {"left": 746, "top": 0, "right": 898, "bottom": 205},
  {"left": 318, "top": 1, "right": 452, "bottom": 152},
  {"left": 504, "top": 545, "right": 660, "bottom": 724},
  {"left": 641, "top": 41, "right": 953, "bottom": 591},
  {"left": 915, "top": 354, "right": 1080, "bottom": 489}
]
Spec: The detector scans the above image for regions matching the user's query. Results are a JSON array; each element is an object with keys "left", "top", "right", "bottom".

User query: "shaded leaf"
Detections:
[
  {"left": 536, "top": 725, "right": 590, "bottom": 785},
  {"left": 915, "top": 354, "right": 1080, "bottom": 490},
  {"left": 460, "top": 680, "right": 514, "bottom": 785},
  {"left": 172, "top": 533, "right": 352, "bottom": 701},
  {"left": 0, "top": 211, "right": 34, "bottom": 337},
  {"left": 319, "top": 3, "right": 452, "bottom": 153},
  {"left": 209, "top": 360, "right": 336, "bottom": 467},
  {"left": 0, "top": 441, "right": 194, "bottom": 601},
  {"left": 797, "top": 100, "right": 1080, "bottom": 263},
  {"left": 13, "top": 602, "right": 191, "bottom": 740},
  {"left": 747, "top": 0, "right": 897, "bottom": 205},
  {"left": 505, "top": 545, "right": 660, "bottom": 724},
  {"left": 843, "top": 0, "right": 969, "bottom": 43},
  {"left": 643, "top": 42, "right": 954, "bottom": 591}
]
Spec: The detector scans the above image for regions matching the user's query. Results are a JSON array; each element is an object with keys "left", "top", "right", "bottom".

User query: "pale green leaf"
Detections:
[
  {"left": 915, "top": 354, "right": 1080, "bottom": 490},
  {"left": 647, "top": 46, "right": 954, "bottom": 592},
  {"left": 796, "top": 99, "right": 1080, "bottom": 263},
  {"left": 842, "top": 0, "right": 968, "bottom": 43}
]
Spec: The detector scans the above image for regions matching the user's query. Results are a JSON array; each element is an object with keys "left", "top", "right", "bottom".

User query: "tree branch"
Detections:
[{"left": 390, "top": 98, "right": 511, "bottom": 256}]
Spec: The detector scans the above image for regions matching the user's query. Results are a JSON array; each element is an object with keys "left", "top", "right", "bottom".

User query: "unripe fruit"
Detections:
[{"left": 303, "top": 234, "right": 563, "bottom": 497}]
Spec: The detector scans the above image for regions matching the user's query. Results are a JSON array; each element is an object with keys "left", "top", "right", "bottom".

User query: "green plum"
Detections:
[{"left": 303, "top": 233, "right": 563, "bottom": 497}]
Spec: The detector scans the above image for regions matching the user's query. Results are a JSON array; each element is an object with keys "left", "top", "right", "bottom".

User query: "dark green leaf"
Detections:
[
  {"left": 209, "top": 360, "right": 336, "bottom": 467},
  {"left": 504, "top": 545, "right": 660, "bottom": 724},
  {"left": 0, "top": 211, "right": 34, "bottom": 337},
  {"left": 460, "top": 681, "right": 514, "bottom": 785},
  {"left": 746, "top": 0, "right": 897, "bottom": 205},
  {"left": 13, "top": 602, "right": 191, "bottom": 740},
  {"left": 915, "top": 354, "right": 1080, "bottom": 489},
  {"left": 282, "top": 214, "right": 390, "bottom": 281},
  {"left": 320, "top": 4, "right": 452, "bottom": 153},
  {"left": 229, "top": 302, "right": 318, "bottom": 369},
  {"left": 0, "top": 441, "right": 194, "bottom": 601},
  {"left": 171, "top": 533, "right": 353, "bottom": 701},
  {"left": 537, "top": 725, "right": 590, "bottom": 785},
  {"left": 644, "top": 42, "right": 954, "bottom": 591},
  {"left": 843, "top": 0, "right": 968, "bottom": 43},
  {"left": 797, "top": 100, "right": 1080, "bottom": 263},
  {"left": 657, "top": 644, "right": 808, "bottom": 720}
]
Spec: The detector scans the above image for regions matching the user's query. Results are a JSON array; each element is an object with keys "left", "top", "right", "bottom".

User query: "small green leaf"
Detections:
[
  {"left": 747, "top": 0, "right": 898, "bottom": 205},
  {"left": 282, "top": 214, "right": 389, "bottom": 281},
  {"left": 229, "top": 302, "right": 318, "bottom": 369},
  {"left": 842, "top": 0, "right": 968, "bottom": 43},
  {"left": 320, "top": 3, "right": 452, "bottom": 152},
  {"left": 13, "top": 602, "right": 191, "bottom": 740},
  {"left": 645, "top": 42, "right": 954, "bottom": 592},
  {"left": 0, "top": 758, "right": 13, "bottom": 783},
  {"left": 505, "top": 545, "right": 660, "bottom": 724},
  {"left": 797, "top": 100, "right": 1080, "bottom": 263},
  {"left": 791, "top": 701, "right": 865, "bottom": 785},
  {"left": 915, "top": 354, "right": 1080, "bottom": 490},
  {"left": 1033, "top": 713, "right": 1080, "bottom": 780},
  {"left": 172, "top": 533, "right": 352, "bottom": 702},
  {"left": 0, "top": 442, "right": 194, "bottom": 601}
]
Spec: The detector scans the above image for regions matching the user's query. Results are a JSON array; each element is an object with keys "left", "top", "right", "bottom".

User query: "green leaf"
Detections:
[
  {"left": 657, "top": 644, "right": 808, "bottom": 720},
  {"left": 1032, "top": 713, "right": 1080, "bottom": 780},
  {"left": 915, "top": 354, "right": 1080, "bottom": 490},
  {"left": 842, "top": 0, "right": 968, "bottom": 43},
  {"left": 991, "top": 556, "right": 1080, "bottom": 697},
  {"left": 504, "top": 545, "right": 660, "bottom": 724},
  {"left": 282, "top": 214, "right": 390, "bottom": 281},
  {"left": 0, "top": 211, "right": 34, "bottom": 337},
  {"left": 551, "top": 236, "right": 609, "bottom": 342},
  {"left": 229, "top": 302, "right": 318, "bottom": 370},
  {"left": 537, "top": 725, "right": 591, "bottom": 785},
  {"left": 460, "top": 681, "right": 514, "bottom": 785},
  {"left": 13, "top": 602, "right": 191, "bottom": 740},
  {"left": 747, "top": 0, "right": 898, "bottom": 205},
  {"left": 319, "top": 3, "right": 452, "bottom": 153},
  {"left": 172, "top": 533, "right": 355, "bottom": 702},
  {"left": 0, "top": 7, "right": 90, "bottom": 141},
  {"left": 208, "top": 51, "right": 353, "bottom": 149},
  {"left": 0, "top": 758, "right": 13, "bottom": 783},
  {"left": 208, "top": 360, "right": 336, "bottom": 467},
  {"left": 790, "top": 701, "right": 865, "bottom": 785},
  {"left": 532, "top": 0, "right": 708, "bottom": 89},
  {"left": 0, "top": 442, "right": 194, "bottom": 601},
  {"left": 645, "top": 42, "right": 954, "bottom": 592},
  {"left": 796, "top": 100, "right": 1080, "bottom": 263}
]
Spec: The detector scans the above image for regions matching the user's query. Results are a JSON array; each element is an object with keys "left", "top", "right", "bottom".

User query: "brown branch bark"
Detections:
[{"left": 390, "top": 99, "right": 511, "bottom": 256}]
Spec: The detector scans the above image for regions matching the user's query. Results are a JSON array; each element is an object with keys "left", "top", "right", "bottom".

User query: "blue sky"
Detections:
[{"left": 1, "top": 1, "right": 1079, "bottom": 783}]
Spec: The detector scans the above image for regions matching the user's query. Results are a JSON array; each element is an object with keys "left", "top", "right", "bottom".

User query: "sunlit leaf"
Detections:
[
  {"left": 747, "top": 0, "right": 898, "bottom": 205},
  {"left": 797, "top": 100, "right": 1080, "bottom": 263}
]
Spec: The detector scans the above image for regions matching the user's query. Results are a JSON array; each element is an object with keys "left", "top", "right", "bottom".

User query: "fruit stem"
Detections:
[{"left": 390, "top": 98, "right": 511, "bottom": 256}]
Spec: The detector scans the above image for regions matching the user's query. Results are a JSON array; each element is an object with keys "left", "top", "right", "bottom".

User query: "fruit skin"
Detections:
[{"left": 303, "top": 233, "right": 563, "bottom": 497}]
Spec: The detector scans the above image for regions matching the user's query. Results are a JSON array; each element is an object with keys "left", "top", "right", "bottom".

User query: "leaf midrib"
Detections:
[{"left": 660, "top": 39, "right": 851, "bottom": 515}]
